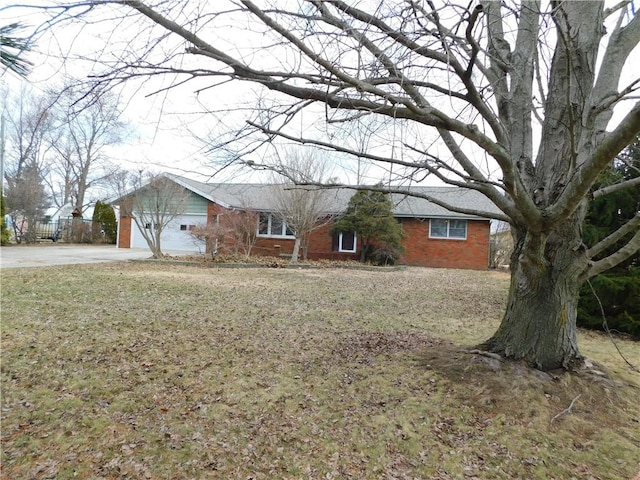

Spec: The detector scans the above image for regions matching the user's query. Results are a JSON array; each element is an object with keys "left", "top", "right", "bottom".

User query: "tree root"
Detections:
[{"left": 465, "top": 349, "right": 503, "bottom": 361}]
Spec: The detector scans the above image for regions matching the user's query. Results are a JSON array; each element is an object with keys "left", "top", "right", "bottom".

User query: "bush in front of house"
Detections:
[
  {"left": 189, "top": 222, "right": 228, "bottom": 259},
  {"left": 331, "top": 187, "right": 404, "bottom": 263},
  {"left": 366, "top": 244, "right": 403, "bottom": 266}
]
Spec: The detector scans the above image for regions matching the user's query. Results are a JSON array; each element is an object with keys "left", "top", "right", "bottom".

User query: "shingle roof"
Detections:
[
  {"left": 152, "top": 174, "right": 501, "bottom": 218},
  {"left": 168, "top": 174, "right": 501, "bottom": 220},
  {"left": 391, "top": 186, "right": 501, "bottom": 218}
]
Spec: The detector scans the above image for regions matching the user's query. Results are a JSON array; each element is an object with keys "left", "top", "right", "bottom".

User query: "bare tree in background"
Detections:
[
  {"left": 3, "top": 88, "right": 53, "bottom": 242},
  {"left": 4, "top": 163, "right": 48, "bottom": 243},
  {"left": 45, "top": 84, "right": 126, "bottom": 213},
  {"left": 119, "top": 173, "right": 190, "bottom": 258},
  {"left": 29, "top": 1, "right": 640, "bottom": 370},
  {"left": 271, "top": 148, "right": 335, "bottom": 263},
  {"left": 104, "top": 167, "right": 136, "bottom": 201},
  {"left": 489, "top": 221, "right": 512, "bottom": 269}
]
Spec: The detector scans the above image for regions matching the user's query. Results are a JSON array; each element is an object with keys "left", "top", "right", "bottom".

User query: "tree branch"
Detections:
[
  {"left": 588, "top": 225, "right": 640, "bottom": 278},
  {"left": 592, "top": 176, "right": 640, "bottom": 199},
  {"left": 117, "top": 0, "right": 510, "bottom": 166},
  {"left": 548, "top": 102, "right": 640, "bottom": 223},
  {"left": 589, "top": 7, "right": 640, "bottom": 135},
  {"left": 435, "top": 128, "right": 524, "bottom": 223},
  {"left": 482, "top": 0, "right": 512, "bottom": 126},
  {"left": 604, "top": 0, "right": 632, "bottom": 18},
  {"left": 463, "top": 5, "right": 484, "bottom": 80},
  {"left": 238, "top": 122, "right": 506, "bottom": 220},
  {"left": 586, "top": 213, "right": 640, "bottom": 260}
]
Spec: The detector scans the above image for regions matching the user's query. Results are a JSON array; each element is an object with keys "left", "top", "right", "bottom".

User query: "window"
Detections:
[
  {"left": 257, "top": 212, "right": 295, "bottom": 237},
  {"left": 332, "top": 231, "right": 357, "bottom": 253},
  {"left": 180, "top": 225, "right": 187, "bottom": 231},
  {"left": 429, "top": 219, "right": 467, "bottom": 239},
  {"left": 180, "top": 224, "right": 196, "bottom": 231}
]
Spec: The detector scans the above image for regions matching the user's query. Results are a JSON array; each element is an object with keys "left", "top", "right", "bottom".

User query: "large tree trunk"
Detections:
[{"left": 482, "top": 215, "right": 590, "bottom": 370}]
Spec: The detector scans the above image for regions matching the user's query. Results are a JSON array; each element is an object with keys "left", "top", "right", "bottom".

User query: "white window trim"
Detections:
[
  {"left": 429, "top": 219, "right": 468, "bottom": 240},
  {"left": 257, "top": 212, "right": 295, "bottom": 238},
  {"left": 338, "top": 231, "right": 357, "bottom": 253}
]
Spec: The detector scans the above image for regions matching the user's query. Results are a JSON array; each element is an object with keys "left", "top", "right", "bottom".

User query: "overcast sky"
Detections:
[
  {"left": 1, "top": 1, "right": 480, "bottom": 187},
  {"left": 2, "top": 1, "right": 639, "bottom": 191},
  {"left": 1, "top": 2, "right": 270, "bottom": 185}
]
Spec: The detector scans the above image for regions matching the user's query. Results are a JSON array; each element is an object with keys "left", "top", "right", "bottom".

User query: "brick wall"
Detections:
[
  {"left": 118, "top": 216, "right": 132, "bottom": 248},
  {"left": 399, "top": 218, "right": 490, "bottom": 270},
  {"left": 205, "top": 201, "right": 490, "bottom": 269},
  {"left": 251, "top": 222, "right": 360, "bottom": 261}
]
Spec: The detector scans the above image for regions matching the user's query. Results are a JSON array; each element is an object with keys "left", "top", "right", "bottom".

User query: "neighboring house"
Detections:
[
  {"left": 112, "top": 174, "right": 502, "bottom": 270},
  {"left": 43, "top": 203, "right": 75, "bottom": 223}
]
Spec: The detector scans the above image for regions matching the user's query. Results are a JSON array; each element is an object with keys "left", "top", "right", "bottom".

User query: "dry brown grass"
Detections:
[{"left": 1, "top": 262, "right": 639, "bottom": 479}]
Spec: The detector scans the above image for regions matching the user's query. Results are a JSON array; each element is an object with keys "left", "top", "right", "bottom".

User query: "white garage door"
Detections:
[{"left": 130, "top": 214, "right": 207, "bottom": 253}]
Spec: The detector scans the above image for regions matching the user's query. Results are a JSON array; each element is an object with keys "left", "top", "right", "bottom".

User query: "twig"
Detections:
[{"left": 550, "top": 394, "right": 581, "bottom": 424}]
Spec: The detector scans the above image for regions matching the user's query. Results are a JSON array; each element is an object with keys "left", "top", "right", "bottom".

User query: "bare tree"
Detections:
[
  {"left": 104, "top": 166, "right": 136, "bottom": 201},
  {"left": 46, "top": 84, "right": 125, "bottom": 213},
  {"left": 3, "top": 87, "right": 53, "bottom": 242},
  {"left": 271, "top": 148, "right": 335, "bottom": 263},
  {"left": 120, "top": 173, "right": 190, "bottom": 258},
  {"left": 35, "top": 1, "right": 640, "bottom": 370},
  {"left": 4, "top": 163, "right": 48, "bottom": 243}
]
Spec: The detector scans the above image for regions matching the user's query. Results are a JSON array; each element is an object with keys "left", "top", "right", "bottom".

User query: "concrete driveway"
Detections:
[{"left": 0, "top": 245, "right": 165, "bottom": 269}]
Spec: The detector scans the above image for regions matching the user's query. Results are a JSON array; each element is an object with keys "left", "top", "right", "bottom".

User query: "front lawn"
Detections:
[{"left": 1, "top": 263, "right": 638, "bottom": 479}]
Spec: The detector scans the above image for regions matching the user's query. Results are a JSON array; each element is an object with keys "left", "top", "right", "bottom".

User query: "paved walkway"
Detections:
[{"left": 0, "top": 245, "right": 165, "bottom": 269}]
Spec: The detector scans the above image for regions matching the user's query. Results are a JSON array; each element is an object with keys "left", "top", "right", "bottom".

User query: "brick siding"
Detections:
[
  {"left": 118, "top": 216, "right": 132, "bottom": 248},
  {"left": 399, "top": 218, "right": 490, "bottom": 270},
  {"left": 252, "top": 222, "right": 360, "bottom": 262}
]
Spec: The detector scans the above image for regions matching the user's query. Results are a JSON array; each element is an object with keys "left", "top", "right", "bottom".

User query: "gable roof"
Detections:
[{"left": 164, "top": 173, "right": 501, "bottom": 220}]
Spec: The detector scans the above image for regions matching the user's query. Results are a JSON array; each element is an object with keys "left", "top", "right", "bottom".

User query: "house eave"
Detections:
[
  {"left": 164, "top": 173, "right": 233, "bottom": 209},
  {"left": 394, "top": 213, "right": 491, "bottom": 221}
]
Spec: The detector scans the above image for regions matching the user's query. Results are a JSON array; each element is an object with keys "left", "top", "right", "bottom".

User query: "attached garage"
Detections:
[
  {"left": 114, "top": 175, "right": 213, "bottom": 254},
  {"left": 129, "top": 214, "right": 207, "bottom": 252}
]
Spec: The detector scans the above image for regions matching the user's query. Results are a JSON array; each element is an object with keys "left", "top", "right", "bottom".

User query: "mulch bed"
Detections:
[{"left": 137, "top": 253, "right": 406, "bottom": 271}]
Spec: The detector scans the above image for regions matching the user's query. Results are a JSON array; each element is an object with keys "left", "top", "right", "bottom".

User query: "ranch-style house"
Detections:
[{"left": 112, "top": 174, "right": 501, "bottom": 270}]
